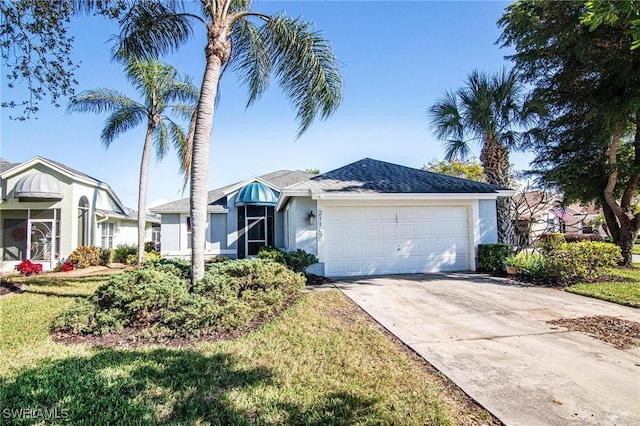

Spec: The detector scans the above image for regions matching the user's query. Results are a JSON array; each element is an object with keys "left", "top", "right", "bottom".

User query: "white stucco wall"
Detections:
[
  {"left": 478, "top": 199, "right": 498, "bottom": 244},
  {"left": 286, "top": 197, "right": 318, "bottom": 255}
]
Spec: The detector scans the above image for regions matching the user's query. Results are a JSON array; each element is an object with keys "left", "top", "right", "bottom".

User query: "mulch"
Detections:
[
  {"left": 0, "top": 280, "right": 26, "bottom": 296},
  {"left": 548, "top": 315, "right": 640, "bottom": 349}
]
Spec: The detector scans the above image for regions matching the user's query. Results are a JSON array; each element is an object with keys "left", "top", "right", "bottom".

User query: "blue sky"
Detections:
[{"left": 1, "top": 0, "right": 531, "bottom": 209}]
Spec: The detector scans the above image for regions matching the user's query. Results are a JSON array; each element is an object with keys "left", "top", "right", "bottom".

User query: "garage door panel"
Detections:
[
  {"left": 322, "top": 205, "right": 470, "bottom": 276},
  {"left": 345, "top": 225, "right": 363, "bottom": 238},
  {"left": 345, "top": 242, "right": 363, "bottom": 257},
  {"left": 324, "top": 207, "right": 344, "bottom": 221},
  {"left": 380, "top": 224, "right": 396, "bottom": 237},
  {"left": 398, "top": 224, "right": 416, "bottom": 237}
]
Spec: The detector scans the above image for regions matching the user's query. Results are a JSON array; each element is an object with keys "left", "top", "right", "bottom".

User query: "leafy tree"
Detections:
[
  {"left": 67, "top": 59, "right": 198, "bottom": 265},
  {"left": 0, "top": 0, "right": 125, "bottom": 120},
  {"left": 116, "top": 0, "right": 343, "bottom": 282},
  {"left": 422, "top": 159, "right": 486, "bottom": 182},
  {"left": 304, "top": 168, "right": 320, "bottom": 175},
  {"left": 582, "top": 0, "right": 640, "bottom": 50},
  {"left": 428, "top": 68, "right": 537, "bottom": 244},
  {"left": 499, "top": 0, "right": 640, "bottom": 264}
]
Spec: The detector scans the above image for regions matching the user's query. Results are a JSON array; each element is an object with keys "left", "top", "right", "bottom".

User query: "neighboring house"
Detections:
[
  {"left": 512, "top": 190, "right": 601, "bottom": 246},
  {"left": 153, "top": 158, "right": 512, "bottom": 277},
  {"left": 0, "top": 157, "right": 160, "bottom": 272}
]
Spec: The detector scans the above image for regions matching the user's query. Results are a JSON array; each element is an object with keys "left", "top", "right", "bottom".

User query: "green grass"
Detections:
[
  {"left": 0, "top": 274, "right": 492, "bottom": 425},
  {"left": 568, "top": 267, "right": 640, "bottom": 308},
  {"left": 633, "top": 244, "right": 640, "bottom": 256}
]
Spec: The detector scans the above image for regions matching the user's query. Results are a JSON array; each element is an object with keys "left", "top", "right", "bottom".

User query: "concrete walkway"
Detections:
[{"left": 334, "top": 273, "right": 640, "bottom": 426}]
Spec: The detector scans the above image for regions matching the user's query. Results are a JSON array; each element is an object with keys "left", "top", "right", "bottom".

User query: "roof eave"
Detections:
[{"left": 310, "top": 192, "right": 511, "bottom": 201}]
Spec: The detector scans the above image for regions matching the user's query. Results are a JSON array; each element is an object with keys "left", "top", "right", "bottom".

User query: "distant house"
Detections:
[
  {"left": 512, "top": 190, "right": 601, "bottom": 246},
  {"left": 152, "top": 158, "right": 513, "bottom": 277},
  {"left": 0, "top": 157, "right": 159, "bottom": 272}
]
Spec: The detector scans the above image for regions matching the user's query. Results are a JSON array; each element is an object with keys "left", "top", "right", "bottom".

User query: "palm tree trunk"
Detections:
[
  {"left": 137, "top": 124, "right": 154, "bottom": 265},
  {"left": 190, "top": 31, "right": 226, "bottom": 283},
  {"left": 480, "top": 136, "right": 514, "bottom": 244}
]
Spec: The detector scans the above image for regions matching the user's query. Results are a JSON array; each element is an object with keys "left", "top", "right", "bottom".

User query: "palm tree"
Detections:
[
  {"left": 68, "top": 59, "right": 198, "bottom": 265},
  {"left": 116, "top": 0, "right": 343, "bottom": 282},
  {"left": 428, "top": 68, "right": 535, "bottom": 244}
]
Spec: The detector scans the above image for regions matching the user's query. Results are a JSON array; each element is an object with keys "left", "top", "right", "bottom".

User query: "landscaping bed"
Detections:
[{"left": 0, "top": 269, "right": 497, "bottom": 425}]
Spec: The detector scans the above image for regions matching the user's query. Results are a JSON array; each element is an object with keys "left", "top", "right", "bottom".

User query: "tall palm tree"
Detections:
[
  {"left": 116, "top": 0, "right": 343, "bottom": 282},
  {"left": 68, "top": 59, "right": 198, "bottom": 264},
  {"left": 428, "top": 68, "right": 535, "bottom": 244}
]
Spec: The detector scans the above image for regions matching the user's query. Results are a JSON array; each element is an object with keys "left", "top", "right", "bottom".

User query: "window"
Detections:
[
  {"left": 78, "top": 196, "right": 89, "bottom": 246},
  {"left": 101, "top": 222, "right": 115, "bottom": 249},
  {"left": 186, "top": 216, "right": 192, "bottom": 249},
  {"left": 151, "top": 224, "right": 161, "bottom": 246}
]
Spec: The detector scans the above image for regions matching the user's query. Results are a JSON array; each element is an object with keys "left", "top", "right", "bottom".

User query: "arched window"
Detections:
[{"left": 78, "top": 196, "right": 90, "bottom": 246}]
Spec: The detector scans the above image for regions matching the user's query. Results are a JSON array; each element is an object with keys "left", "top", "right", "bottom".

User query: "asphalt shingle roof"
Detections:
[
  {"left": 0, "top": 158, "right": 20, "bottom": 173},
  {"left": 286, "top": 158, "right": 508, "bottom": 194},
  {"left": 151, "top": 170, "right": 313, "bottom": 213}
]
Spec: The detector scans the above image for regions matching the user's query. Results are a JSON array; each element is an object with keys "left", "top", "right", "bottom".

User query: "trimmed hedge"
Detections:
[
  {"left": 257, "top": 247, "right": 318, "bottom": 273},
  {"left": 545, "top": 241, "right": 622, "bottom": 284},
  {"left": 52, "top": 258, "right": 305, "bottom": 339},
  {"left": 477, "top": 243, "right": 513, "bottom": 273}
]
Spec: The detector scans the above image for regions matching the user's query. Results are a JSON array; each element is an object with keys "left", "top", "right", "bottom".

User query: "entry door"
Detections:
[
  {"left": 246, "top": 215, "right": 267, "bottom": 257},
  {"left": 29, "top": 220, "right": 55, "bottom": 263},
  {"left": 238, "top": 205, "right": 275, "bottom": 258}
]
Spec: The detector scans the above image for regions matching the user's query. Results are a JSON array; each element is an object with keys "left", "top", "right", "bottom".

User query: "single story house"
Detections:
[
  {"left": 0, "top": 156, "right": 160, "bottom": 272},
  {"left": 152, "top": 158, "right": 513, "bottom": 277}
]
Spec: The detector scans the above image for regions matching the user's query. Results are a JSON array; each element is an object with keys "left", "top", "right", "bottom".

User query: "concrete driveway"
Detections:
[{"left": 333, "top": 273, "right": 640, "bottom": 426}]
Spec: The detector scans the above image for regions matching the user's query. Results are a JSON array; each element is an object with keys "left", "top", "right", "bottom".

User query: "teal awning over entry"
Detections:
[{"left": 235, "top": 181, "right": 278, "bottom": 206}]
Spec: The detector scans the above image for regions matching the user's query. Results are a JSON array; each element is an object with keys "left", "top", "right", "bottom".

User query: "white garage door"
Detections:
[{"left": 321, "top": 205, "right": 470, "bottom": 276}]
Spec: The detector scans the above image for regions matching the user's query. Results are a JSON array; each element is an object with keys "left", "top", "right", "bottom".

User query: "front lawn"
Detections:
[
  {"left": 0, "top": 273, "right": 494, "bottom": 425},
  {"left": 633, "top": 243, "right": 640, "bottom": 255},
  {"left": 567, "top": 267, "right": 640, "bottom": 308}
]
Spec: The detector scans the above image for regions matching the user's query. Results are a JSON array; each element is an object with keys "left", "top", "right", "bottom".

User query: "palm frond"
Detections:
[
  {"left": 230, "top": 18, "right": 271, "bottom": 107},
  {"left": 101, "top": 105, "right": 147, "bottom": 146},
  {"left": 178, "top": 108, "right": 197, "bottom": 191},
  {"left": 160, "top": 77, "right": 199, "bottom": 106},
  {"left": 166, "top": 119, "right": 189, "bottom": 172},
  {"left": 67, "top": 88, "right": 139, "bottom": 114},
  {"left": 262, "top": 14, "right": 343, "bottom": 137},
  {"left": 169, "top": 103, "right": 197, "bottom": 121},
  {"left": 444, "top": 139, "right": 472, "bottom": 162},
  {"left": 116, "top": 0, "right": 193, "bottom": 61},
  {"left": 228, "top": 0, "right": 252, "bottom": 14},
  {"left": 429, "top": 90, "right": 464, "bottom": 142},
  {"left": 153, "top": 120, "right": 170, "bottom": 160}
]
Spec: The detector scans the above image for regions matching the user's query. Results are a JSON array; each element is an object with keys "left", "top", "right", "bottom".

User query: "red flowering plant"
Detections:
[
  {"left": 15, "top": 259, "right": 43, "bottom": 276},
  {"left": 61, "top": 261, "right": 74, "bottom": 272}
]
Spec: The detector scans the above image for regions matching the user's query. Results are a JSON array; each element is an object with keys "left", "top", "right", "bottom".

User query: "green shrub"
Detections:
[
  {"left": 477, "top": 243, "right": 513, "bottom": 273},
  {"left": 53, "top": 258, "right": 305, "bottom": 340},
  {"left": 68, "top": 246, "right": 102, "bottom": 269},
  {"left": 144, "top": 258, "right": 191, "bottom": 280},
  {"left": 538, "top": 233, "right": 566, "bottom": 254},
  {"left": 258, "top": 246, "right": 286, "bottom": 263},
  {"left": 506, "top": 252, "right": 547, "bottom": 279},
  {"left": 112, "top": 244, "right": 137, "bottom": 263},
  {"left": 194, "top": 259, "right": 305, "bottom": 331},
  {"left": 125, "top": 251, "right": 161, "bottom": 265},
  {"left": 544, "top": 241, "right": 622, "bottom": 285},
  {"left": 53, "top": 269, "right": 210, "bottom": 338},
  {"left": 284, "top": 249, "right": 319, "bottom": 273}
]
